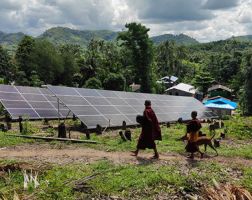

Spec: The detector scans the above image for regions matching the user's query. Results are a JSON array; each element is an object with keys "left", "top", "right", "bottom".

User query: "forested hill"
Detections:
[
  {"left": 38, "top": 27, "right": 118, "bottom": 47},
  {"left": 228, "top": 35, "right": 252, "bottom": 42},
  {"left": 189, "top": 38, "right": 252, "bottom": 53},
  {"left": 1, "top": 26, "right": 252, "bottom": 49},
  {"left": 0, "top": 27, "right": 199, "bottom": 48},
  {"left": 0, "top": 27, "right": 119, "bottom": 48},
  {"left": 0, "top": 31, "right": 25, "bottom": 47},
  {"left": 40, "top": 28, "right": 200, "bottom": 46},
  {"left": 151, "top": 33, "right": 199, "bottom": 45}
]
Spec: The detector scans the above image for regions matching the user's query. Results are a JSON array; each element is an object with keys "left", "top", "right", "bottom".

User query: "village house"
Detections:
[{"left": 207, "top": 84, "right": 233, "bottom": 99}]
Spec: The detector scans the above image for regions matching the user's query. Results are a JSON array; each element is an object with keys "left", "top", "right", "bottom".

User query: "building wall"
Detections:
[
  {"left": 210, "top": 108, "right": 232, "bottom": 117},
  {"left": 166, "top": 89, "right": 193, "bottom": 97},
  {"left": 208, "top": 89, "right": 232, "bottom": 99}
]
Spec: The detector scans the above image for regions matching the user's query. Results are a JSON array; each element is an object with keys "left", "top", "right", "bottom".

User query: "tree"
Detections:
[
  {"left": 15, "top": 70, "right": 29, "bottom": 85},
  {"left": 78, "top": 39, "right": 124, "bottom": 88},
  {"left": 240, "top": 52, "right": 252, "bottom": 115},
  {"left": 84, "top": 77, "right": 102, "bottom": 89},
  {"left": 72, "top": 73, "right": 83, "bottom": 87},
  {"left": 118, "top": 22, "right": 154, "bottom": 93},
  {"left": 58, "top": 44, "right": 80, "bottom": 86},
  {"left": 30, "top": 71, "right": 44, "bottom": 87},
  {"left": 0, "top": 45, "right": 15, "bottom": 83},
  {"left": 97, "top": 41, "right": 123, "bottom": 82},
  {"left": 103, "top": 73, "right": 125, "bottom": 91},
  {"left": 77, "top": 57, "right": 95, "bottom": 86},
  {"left": 31, "top": 40, "right": 63, "bottom": 84},
  {"left": 118, "top": 47, "right": 135, "bottom": 87},
  {"left": 78, "top": 39, "right": 104, "bottom": 85},
  {"left": 181, "top": 60, "right": 200, "bottom": 83},
  {"left": 15, "top": 36, "right": 36, "bottom": 79},
  {"left": 156, "top": 41, "right": 176, "bottom": 77},
  {"left": 193, "top": 70, "right": 215, "bottom": 96},
  {"left": 155, "top": 41, "right": 188, "bottom": 79}
]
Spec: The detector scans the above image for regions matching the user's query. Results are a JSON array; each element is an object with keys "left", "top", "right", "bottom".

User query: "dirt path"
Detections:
[{"left": 0, "top": 143, "right": 252, "bottom": 167}]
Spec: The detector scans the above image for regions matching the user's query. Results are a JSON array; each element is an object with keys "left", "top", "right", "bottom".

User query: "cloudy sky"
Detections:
[{"left": 0, "top": 0, "right": 252, "bottom": 42}]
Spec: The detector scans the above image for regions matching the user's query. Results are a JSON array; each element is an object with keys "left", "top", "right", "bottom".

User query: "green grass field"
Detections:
[{"left": 0, "top": 116, "right": 252, "bottom": 199}]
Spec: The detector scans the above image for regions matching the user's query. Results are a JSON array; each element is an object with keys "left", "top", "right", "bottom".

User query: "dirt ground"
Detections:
[{"left": 1, "top": 143, "right": 252, "bottom": 168}]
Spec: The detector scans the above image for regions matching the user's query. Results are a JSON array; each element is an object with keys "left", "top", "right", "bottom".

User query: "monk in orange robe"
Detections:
[{"left": 185, "top": 111, "right": 202, "bottom": 159}]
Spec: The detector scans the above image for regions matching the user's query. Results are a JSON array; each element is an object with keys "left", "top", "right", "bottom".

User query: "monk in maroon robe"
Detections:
[{"left": 131, "top": 100, "right": 162, "bottom": 159}]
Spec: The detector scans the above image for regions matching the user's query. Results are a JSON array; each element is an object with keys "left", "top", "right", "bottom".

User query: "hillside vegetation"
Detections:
[
  {"left": 0, "top": 31, "right": 25, "bottom": 46},
  {"left": 151, "top": 33, "right": 199, "bottom": 45},
  {"left": 229, "top": 35, "right": 252, "bottom": 42},
  {"left": 1, "top": 22, "right": 252, "bottom": 114},
  {"left": 39, "top": 27, "right": 118, "bottom": 47},
  {"left": 2, "top": 26, "right": 252, "bottom": 49},
  {"left": 0, "top": 27, "right": 200, "bottom": 48}
]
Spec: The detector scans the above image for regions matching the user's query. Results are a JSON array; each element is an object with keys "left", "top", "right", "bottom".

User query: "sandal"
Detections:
[
  {"left": 151, "top": 154, "right": 159, "bottom": 159},
  {"left": 200, "top": 153, "right": 204, "bottom": 159},
  {"left": 130, "top": 151, "right": 138, "bottom": 157},
  {"left": 187, "top": 155, "right": 194, "bottom": 159}
]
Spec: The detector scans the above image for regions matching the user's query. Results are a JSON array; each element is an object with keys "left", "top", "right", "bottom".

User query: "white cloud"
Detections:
[
  {"left": 0, "top": 0, "right": 251, "bottom": 42},
  {"left": 142, "top": 0, "right": 252, "bottom": 42},
  {"left": 237, "top": 0, "right": 252, "bottom": 23},
  {"left": 111, "top": 0, "right": 138, "bottom": 28}
]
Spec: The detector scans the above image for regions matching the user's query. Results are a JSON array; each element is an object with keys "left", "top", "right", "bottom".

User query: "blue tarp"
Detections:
[{"left": 203, "top": 97, "right": 237, "bottom": 110}]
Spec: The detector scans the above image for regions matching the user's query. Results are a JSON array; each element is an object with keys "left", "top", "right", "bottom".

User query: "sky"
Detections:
[{"left": 0, "top": 0, "right": 252, "bottom": 42}]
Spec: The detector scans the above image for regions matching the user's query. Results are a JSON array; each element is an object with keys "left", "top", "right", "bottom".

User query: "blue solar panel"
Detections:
[
  {"left": 0, "top": 84, "right": 71, "bottom": 119},
  {"left": 47, "top": 85, "right": 214, "bottom": 129}
]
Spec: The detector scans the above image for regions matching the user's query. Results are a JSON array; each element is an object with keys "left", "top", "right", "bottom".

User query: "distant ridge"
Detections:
[
  {"left": 228, "top": 35, "right": 252, "bottom": 42},
  {"left": 151, "top": 33, "right": 199, "bottom": 45},
  {"left": 0, "top": 31, "right": 25, "bottom": 46},
  {"left": 1, "top": 26, "right": 252, "bottom": 49},
  {"left": 38, "top": 27, "right": 118, "bottom": 47}
]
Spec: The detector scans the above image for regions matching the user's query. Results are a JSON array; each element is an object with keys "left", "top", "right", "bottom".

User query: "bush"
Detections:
[
  {"left": 103, "top": 73, "right": 125, "bottom": 91},
  {"left": 21, "top": 118, "right": 39, "bottom": 135},
  {"left": 84, "top": 77, "right": 102, "bottom": 89},
  {"left": 221, "top": 115, "right": 231, "bottom": 120}
]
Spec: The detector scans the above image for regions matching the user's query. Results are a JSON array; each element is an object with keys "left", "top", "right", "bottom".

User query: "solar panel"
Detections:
[
  {"left": 47, "top": 85, "right": 216, "bottom": 129},
  {"left": 0, "top": 84, "right": 71, "bottom": 119}
]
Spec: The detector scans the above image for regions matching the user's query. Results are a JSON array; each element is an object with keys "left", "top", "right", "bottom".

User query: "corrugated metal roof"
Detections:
[
  {"left": 208, "top": 85, "right": 232, "bottom": 92},
  {"left": 170, "top": 76, "right": 178, "bottom": 82},
  {"left": 157, "top": 75, "right": 178, "bottom": 84},
  {"left": 165, "top": 83, "right": 196, "bottom": 94},
  {"left": 129, "top": 83, "right": 141, "bottom": 92}
]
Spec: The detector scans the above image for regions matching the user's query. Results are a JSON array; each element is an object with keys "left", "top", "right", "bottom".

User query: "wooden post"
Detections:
[{"left": 58, "top": 122, "right": 66, "bottom": 138}]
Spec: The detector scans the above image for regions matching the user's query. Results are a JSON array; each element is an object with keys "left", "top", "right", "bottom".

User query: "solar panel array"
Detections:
[
  {"left": 47, "top": 85, "right": 215, "bottom": 128},
  {"left": 0, "top": 84, "right": 71, "bottom": 119}
]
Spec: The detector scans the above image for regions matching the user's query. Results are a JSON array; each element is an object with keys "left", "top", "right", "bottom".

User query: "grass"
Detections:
[
  {"left": 219, "top": 143, "right": 252, "bottom": 159},
  {"left": 0, "top": 131, "right": 34, "bottom": 147},
  {"left": 81, "top": 117, "right": 252, "bottom": 160},
  {"left": 241, "top": 167, "right": 252, "bottom": 192},
  {"left": 0, "top": 159, "right": 250, "bottom": 200},
  {"left": 88, "top": 162, "right": 186, "bottom": 198},
  {"left": 1, "top": 116, "right": 252, "bottom": 159},
  {"left": 0, "top": 160, "right": 26, "bottom": 199},
  {"left": 0, "top": 116, "right": 252, "bottom": 199},
  {"left": 225, "top": 116, "right": 252, "bottom": 139}
]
